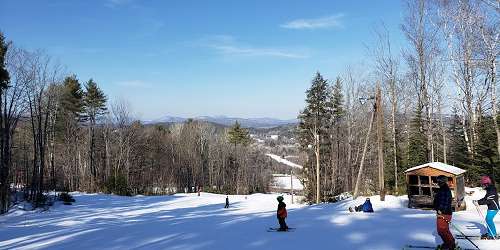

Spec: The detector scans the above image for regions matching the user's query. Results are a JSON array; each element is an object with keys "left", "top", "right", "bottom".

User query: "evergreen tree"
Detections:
[
  {"left": 448, "top": 107, "right": 470, "bottom": 170},
  {"left": 408, "top": 104, "right": 428, "bottom": 167},
  {"left": 227, "top": 121, "right": 251, "bottom": 146},
  {"left": 83, "top": 79, "right": 107, "bottom": 190},
  {"left": 329, "top": 77, "right": 345, "bottom": 124},
  {"left": 84, "top": 79, "right": 107, "bottom": 123},
  {"left": 474, "top": 115, "right": 499, "bottom": 182},
  {"left": 61, "top": 75, "right": 84, "bottom": 120},
  {"left": 0, "top": 31, "right": 11, "bottom": 214},
  {"left": 326, "top": 77, "right": 345, "bottom": 194},
  {"left": 297, "top": 72, "right": 330, "bottom": 203}
]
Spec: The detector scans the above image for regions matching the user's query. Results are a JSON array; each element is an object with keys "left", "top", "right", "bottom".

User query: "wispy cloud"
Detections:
[
  {"left": 115, "top": 80, "right": 152, "bottom": 88},
  {"left": 281, "top": 14, "right": 345, "bottom": 30},
  {"left": 105, "top": 0, "right": 135, "bottom": 8},
  {"left": 198, "top": 35, "right": 308, "bottom": 59}
]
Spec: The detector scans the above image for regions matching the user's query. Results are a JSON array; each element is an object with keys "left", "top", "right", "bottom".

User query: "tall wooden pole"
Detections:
[
  {"left": 290, "top": 169, "right": 294, "bottom": 204},
  {"left": 376, "top": 83, "right": 385, "bottom": 201}
]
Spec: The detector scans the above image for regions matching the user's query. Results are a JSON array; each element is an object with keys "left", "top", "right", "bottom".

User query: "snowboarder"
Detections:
[
  {"left": 276, "top": 196, "right": 288, "bottom": 231},
  {"left": 433, "top": 175, "right": 456, "bottom": 250},
  {"left": 349, "top": 198, "right": 374, "bottom": 213},
  {"left": 473, "top": 175, "right": 499, "bottom": 240},
  {"left": 224, "top": 195, "right": 229, "bottom": 208}
]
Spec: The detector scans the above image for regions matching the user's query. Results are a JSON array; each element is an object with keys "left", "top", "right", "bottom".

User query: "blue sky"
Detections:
[{"left": 0, "top": 0, "right": 406, "bottom": 120}]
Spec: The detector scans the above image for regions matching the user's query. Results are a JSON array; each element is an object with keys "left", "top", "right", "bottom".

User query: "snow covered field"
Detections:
[{"left": 0, "top": 188, "right": 499, "bottom": 250}]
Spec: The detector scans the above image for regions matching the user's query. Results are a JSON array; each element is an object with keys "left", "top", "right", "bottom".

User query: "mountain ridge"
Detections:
[{"left": 144, "top": 115, "right": 298, "bottom": 128}]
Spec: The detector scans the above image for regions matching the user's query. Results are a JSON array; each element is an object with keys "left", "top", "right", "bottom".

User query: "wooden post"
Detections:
[{"left": 376, "top": 83, "right": 385, "bottom": 201}]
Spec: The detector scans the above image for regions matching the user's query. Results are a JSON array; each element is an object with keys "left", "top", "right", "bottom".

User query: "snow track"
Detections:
[{"left": 0, "top": 189, "right": 499, "bottom": 250}]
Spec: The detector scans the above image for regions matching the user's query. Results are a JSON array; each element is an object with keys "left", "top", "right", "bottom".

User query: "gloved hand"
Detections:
[{"left": 473, "top": 200, "right": 478, "bottom": 206}]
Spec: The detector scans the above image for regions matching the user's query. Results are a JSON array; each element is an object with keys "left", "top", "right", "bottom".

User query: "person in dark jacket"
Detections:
[
  {"left": 276, "top": 196, "right": 288, "bottom": 231},
  {"left": 224, "top": 195, "right": 229, "bottom": 208},
  {"left": 350, "top": 198, "right": 374, "bottom": 213},
  {"left": 433, "top": 175, "right": 455, "bottom": 250},
  {"left": 473, "top": 175, "right": 499, "bottom": 239}
]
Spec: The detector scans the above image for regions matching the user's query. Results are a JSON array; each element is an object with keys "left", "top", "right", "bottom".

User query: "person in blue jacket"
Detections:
[{"left": 350, "top": 198, "right": 374, "bottom": 213}]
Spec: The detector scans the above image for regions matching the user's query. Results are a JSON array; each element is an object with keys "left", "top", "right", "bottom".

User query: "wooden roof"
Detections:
[{"left": 405, "top": 162, "right": 466, "bottom": 175}]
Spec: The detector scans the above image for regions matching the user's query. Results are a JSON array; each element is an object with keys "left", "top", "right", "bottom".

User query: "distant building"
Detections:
[{"left": 270, "top": 135, "right": 279, "bottom": 140}]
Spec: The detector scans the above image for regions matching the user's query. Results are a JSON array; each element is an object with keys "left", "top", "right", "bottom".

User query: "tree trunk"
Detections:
[
  {"left": 354, "top": 106, "right": 376, "bottom": 198},
  {"left": 376, "top": 85, "right": 385, "bottom": 201}
]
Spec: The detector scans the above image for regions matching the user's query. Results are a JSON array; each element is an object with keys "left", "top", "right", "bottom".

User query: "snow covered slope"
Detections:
[
  {"left": 272, "top": 174, "right": 304, "bottom": 190},
  {"left": 266, "top": 153, "right": 303, "bottom": 169},
  {"left": 0, "top": 188, "right": 499, "bottom": 250}
]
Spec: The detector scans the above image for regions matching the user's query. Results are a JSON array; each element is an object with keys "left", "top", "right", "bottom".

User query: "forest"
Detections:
[
  {"left": 0, "top": 0, "right": 499, "bottom": 216},
  {"left": 297, "top": 0, "right": 499, "bottom": 203}
]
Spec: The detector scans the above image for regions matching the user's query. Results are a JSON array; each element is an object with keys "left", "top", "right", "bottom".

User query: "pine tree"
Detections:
[
  {"left": 227, "top": 121, "right": 251, "bottom": 146},
  {"left": 474, "top": 115, "right": 499, "bottom": 182},
  {"left": 448, "top": 107, "right": 470, "bottom": 170},
  {"left": 83, "top": 79, "right": 107, "bottom": 190},
  {"left": 327, "top": 77, "right": 345, "bottom": 195},
  {"left": 61, "top": 75, "right": 84, "bottom": 120},
  {"left": 297, "top": 72, "right": 330, "bottom": 203},
  {"left": 0, "top": 31, "right": 11, "bottom": 214},
  {"left": 408, "top": 104, "right": 428, "bottom": 167}
]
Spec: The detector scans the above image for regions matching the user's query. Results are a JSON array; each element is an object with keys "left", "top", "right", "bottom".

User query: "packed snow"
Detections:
[
  {"left": 0, "top": 188, "right": 499, "bottom": 250},
  {"left": 271, "top": 174, "right": 304, "bottom": 191},
  {"left": 266, "top": 153, "right": 303, "bottom": 169}
]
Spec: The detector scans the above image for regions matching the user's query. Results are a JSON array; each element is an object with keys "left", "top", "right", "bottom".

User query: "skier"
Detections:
[
  {"left": 473, "top": 175, "right": 499, "bottom": 239},
  {"left": 276, "top": 196, "right": 288, "bottom": 231},
  {"left": 433, "top": 175, "right": 456, "bottom": 250},
  {"left": 224, "top": 195, "right": 230, "bottom": 208},
  {"left": 349, "top": 198, "right": 374, "bottom": 213}
]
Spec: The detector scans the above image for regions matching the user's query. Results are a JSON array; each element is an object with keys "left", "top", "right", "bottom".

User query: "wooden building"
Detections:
[{"left": 405, "top": 162, "right": 466, "bottom": 211}]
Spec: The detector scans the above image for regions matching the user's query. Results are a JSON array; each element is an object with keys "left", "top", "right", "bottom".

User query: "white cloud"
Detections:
[
  {"left": 281, "top": 14, "right": 345, "bottom": 30},
  {"left": 199, "top": 35, "right": 308, "bottom": 59}
]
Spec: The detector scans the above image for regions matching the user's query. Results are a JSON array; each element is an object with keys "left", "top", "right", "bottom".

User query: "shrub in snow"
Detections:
[
  {"left": 59, "top": 192, "right": 75, "bottom": 205},
  {"left": 105, "top": 175, "right": 131, "bottom": 196}
]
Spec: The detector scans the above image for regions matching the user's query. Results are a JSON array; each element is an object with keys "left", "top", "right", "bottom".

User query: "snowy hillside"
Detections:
[
  {"left": 266, "top": 153, "right": 303, "bottom": 169},
  {"left": 0, "top": 188, "right": 499, "bottom": 250},
  {"left": 271, "top": 174, "right": 304, "bottom": 191}
]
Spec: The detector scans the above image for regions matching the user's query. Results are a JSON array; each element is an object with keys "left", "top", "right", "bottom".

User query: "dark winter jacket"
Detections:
[
  {"left": 478, "top": 184, "right": 499, "bottom": 210},
  {"left": 362, "top": 200, "right": 374, "bottom": 213},
  {"left": 433, "top": 184, "right": 453, "bottom": 215},
  {"left": 277, "top": 201, "right": 287, "bottom": 218}
]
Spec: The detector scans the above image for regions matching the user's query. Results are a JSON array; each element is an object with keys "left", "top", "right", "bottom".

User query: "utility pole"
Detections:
[
  {"left": 290, "top": 168, "right": 294, "bottom": 204},
  {"left": 376, "top": 83, "right": 385, "bottom": 201}
]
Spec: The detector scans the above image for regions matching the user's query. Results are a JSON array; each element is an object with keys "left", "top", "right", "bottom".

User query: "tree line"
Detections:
[
  {"left": 297, "top": 0, "right": 499, "bottom": 203},
  {"left": 0, "top": 33, "right": 272, "bottom": 214}
]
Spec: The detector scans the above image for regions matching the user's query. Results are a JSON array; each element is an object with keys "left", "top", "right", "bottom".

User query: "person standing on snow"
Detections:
[
  {"left": 473, "top": 175, "right": 499, "bottom": 239},
  {"left": 224, "top": 195, "right": 230, "bottom": 208},
  {"left": 433, "top": 175, "right": 456, "bottom": 250},
  {"left": 276, "top": 196, "right": 288, "bottom": 231}
]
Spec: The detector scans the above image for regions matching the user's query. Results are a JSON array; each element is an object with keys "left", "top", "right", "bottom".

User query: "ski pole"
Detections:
[
  {"left": 474, "top": 202, "right": 496, "bottom": 240},
  {"left": 438, "top": 215, "right": 480, "bottom": 250}
]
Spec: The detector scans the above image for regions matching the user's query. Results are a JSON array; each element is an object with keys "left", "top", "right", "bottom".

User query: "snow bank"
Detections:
[{"left": 0, "top": 188, "right": 498, "bottom": 250}]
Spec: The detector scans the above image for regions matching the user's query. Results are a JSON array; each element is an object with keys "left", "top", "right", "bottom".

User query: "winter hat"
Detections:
[
  {"left": 481, "top": 176, "right": 492, "bottom": 186},
  {"left": 437, "top": 175, "right": 448, "bottom": 185},
  {"left": 277, "top": 196, "right": 284, "bottom": 202}
]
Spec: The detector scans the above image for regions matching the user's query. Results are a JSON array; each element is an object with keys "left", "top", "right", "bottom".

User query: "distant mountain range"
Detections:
[{"left": 144, "top": 115, "right": 298, "bottom": 128}]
